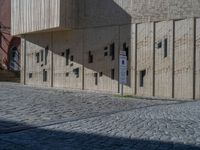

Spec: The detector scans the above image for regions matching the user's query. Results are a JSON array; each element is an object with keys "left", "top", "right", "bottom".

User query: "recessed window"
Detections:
[
  {"left": 99, "top": 72, "right": 103, "bottom": 77},
  {"left": 123, "top": 43, "right": 129, "bottom": 60},
  {"left": 41, "top": 50, "right": 44, "bottom": 62},
  {"left": 111, "top": 69, "right": 115, "bottom": 80},
  {"left": 140, "top": 70, "right": 146, "bottom": 87},
  {"left": 104, "top": 47, "right": 108, "bottom": 50},
  {"left": 66, "top": 72, "right": 69, "bottom": 77},
  {"left": 61, "top": 52, "right": 65, "bottom": 56},
  {"left": 70, "top": 55, "right": 74, "bottom": 61},
  {"left": 164, "top": 38, "right": 168, "bottom": 58},
  {"left": 104, "top": 52, "right": 108, "bottom": 56},
  {"left": 73, "top": 68, "right": 79, "bottom": 78},
  {"left": 45, "top": 46, "right": 49, "bottom": 65},
  {"left": 157, "top": 41, "right": 162, "bottom": 49},
  {"left": 29, "top": 73, "right": 32, "bottom": 78},
  {"left": 88, "top": 51, "right": 93, "bottom": 63},
  {"left": 94, "top": 73, "right": 98, "bottom": 85},
  {"left": 43, "top": 69, "right": 47, "bottom": 82},
  {"left": 66, "top": 49, "right": 70, "bottom": 66},
  {"left": 110, "top": 43, "right": 115, "bottom": 60},
  {"left": 36, "top": 53, "right": 40, "bottom": 63}
]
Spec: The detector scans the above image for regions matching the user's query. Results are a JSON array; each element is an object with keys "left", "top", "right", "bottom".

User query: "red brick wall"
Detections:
[{"left": 0, "top": 0, "right": 20, "bottom": 70}]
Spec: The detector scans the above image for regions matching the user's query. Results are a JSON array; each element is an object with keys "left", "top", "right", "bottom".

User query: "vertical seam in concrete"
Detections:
[
  {"left": 82, "top": 29, "right": 85, "bottom": 90},
  {"left": 152, "top": 22, "right": 156, "bottom": 97},
  {"left": 134, "top": 24, "right": 138, "bottom": 95},
  {"left": 118, "top": 25, "right": 120, "bottom": 93},
  {"left": 193, "top": 17, "right": 196, "bottom": 100},
  {"left": 23, "top": 38, "right": 26, "bottom": 85},
  {"left": 172, "top": 20, "right": 175, "bottom": 98},
  {"left": 50, "top": 32, "right": 53, "bottom": 87}
]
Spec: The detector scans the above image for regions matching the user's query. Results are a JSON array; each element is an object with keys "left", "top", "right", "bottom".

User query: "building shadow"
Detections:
[
  {"left": 22, "top": 0, "right": 132, "bottom": 91},
  {"left": 0, "top": 119, "right": 200, "bottom": 150}
]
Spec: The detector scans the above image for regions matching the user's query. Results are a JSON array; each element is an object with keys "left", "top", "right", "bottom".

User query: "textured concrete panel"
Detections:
[
  {"left": 52, "top": 30, "right": 83, "bottom": 90},
  {"left": 83, "top": 26, "right": 119, "bottom": 92},
  {"left": 196, "top": 18, "right": 200, "bottom": 99},
  {"left": 174, "top": 19, "right": 194, "bottom": 99},
  {"left": 136, "top": 23, "right": 154, "bottom": 97},
  {"left": 155, "top": 21, "right": 173, "bottom": 98}
]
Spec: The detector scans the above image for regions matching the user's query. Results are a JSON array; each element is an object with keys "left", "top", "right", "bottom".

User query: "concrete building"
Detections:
[
  {"left": 11, "top": 0, "right": 200, "bottom": 99},
  {"left": 0, "top": 0, "right": 20, "bottom": 71}
]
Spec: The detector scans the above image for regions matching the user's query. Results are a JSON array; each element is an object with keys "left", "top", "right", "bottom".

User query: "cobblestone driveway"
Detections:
[{"left": 0, "top": 82, "right": 200, "bottom": 150}]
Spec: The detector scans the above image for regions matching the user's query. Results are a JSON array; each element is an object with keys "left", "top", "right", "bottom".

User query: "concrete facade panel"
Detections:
[
  {"left": 155, "top": 21, "right": 173, "bottom": 98},
  {"left": 136, "top": 23, "right": 154, "bottom": 97},
  {"left": 174, "top": 19, "right": 194, "bottom": 99},
  {"left": 196, "top": 18, "right": 200, "bottom": 99}
]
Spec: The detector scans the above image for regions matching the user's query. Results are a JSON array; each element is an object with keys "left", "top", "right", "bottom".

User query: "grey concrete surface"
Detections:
[{"left": 0, "top": 82, "right": 200, "bottom": 150}]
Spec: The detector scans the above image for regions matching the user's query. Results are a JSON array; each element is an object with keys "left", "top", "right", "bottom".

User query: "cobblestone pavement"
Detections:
[{"left": 0, "top": 82, "right": 200, "bottom": 150}]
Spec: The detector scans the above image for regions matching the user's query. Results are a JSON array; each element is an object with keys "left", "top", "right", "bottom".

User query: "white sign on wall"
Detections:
[{"left": 119, "top": 51, "right": 127, "bottom": 84}]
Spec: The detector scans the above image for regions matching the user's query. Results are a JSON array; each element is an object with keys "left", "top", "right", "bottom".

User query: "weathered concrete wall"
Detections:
[
  {"left": 83, "top": 26, "right": 119, "bottom": 92},
  {"left": 12, "top": 0, "right": 200, "bottom": 34},
  {"left": 196, "top": 18, "right": 200, "bottom": 99},
  {"left": 136, "top": 23, "right": 154, "bottom": 97},
  {"left": 154, "top": 21, "right": 173, "bottom": 98},
  {"left": 22, "top": 17, "right": 200, "bottom": 99},
  {"left": 52, "top": 30, "right": 83, "bottom": 90},
  {"left": 23, "top": 33, "right": 52, "bottom": 87},
  {"left": 11, "top": 0, "right": 61, "bottom": 35},
  {"left": 174, "top": 19, "right": 194, "bottom": 99}
]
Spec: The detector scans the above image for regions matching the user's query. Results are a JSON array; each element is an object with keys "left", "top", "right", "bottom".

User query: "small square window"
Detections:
[
  {"left": 61, "top": 52, "right": 65, "bottom": 56},
  {"left": 70, "top": 56, "right": 74, "bottom": 61},
  {"left": 29, "top": 73, "right": 32, "bottom": 78},
  {"left": 66, "top": 72, "right": 69, "bottom": 77},
  {"left": 99, "top": 72, "right": 103, "bottom": 77},
  {"left": 157, "top": 41, "right": 162, "bottom": 49},
  {"left": 73, "top": 68, "right": 79, "bottom": 78},
  {"left": 104, "top": 52, "right": 108, "bottom": 56}
]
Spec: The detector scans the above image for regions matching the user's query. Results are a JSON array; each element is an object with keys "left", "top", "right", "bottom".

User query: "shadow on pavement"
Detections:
[{"left": 0, "top": 120, "right": 200, "bottom": 150}]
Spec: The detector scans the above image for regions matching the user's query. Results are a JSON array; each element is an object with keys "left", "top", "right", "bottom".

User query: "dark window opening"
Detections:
[
  {"left": 157, "top": 41, "right": 162, "bottom": 49},
  {"left": 123, "top": 43, "right": 129, "bottom": 60},
  {"left": 104, "top": 52, "right": 108, "bottom": 56},
  {"left": 70, "top": 55, "right": 74, "bottom": 61},
  {"left": 45, "top": 46, "right": 49, "bottom": 65},
  {"left": 66, "top": 49, "right": 70, "bottom": 65},
  {"left": 70, "top": 63, "right": 73, "bottom": 67},
  {"left": 43, "top": 69, "right": 47, "bottom": 82},
  {"left": 88, "top": 51, "right": 93, "bottom": 63},
  {"left": 164, "top": 38, "right": 168, "bottom": 58},
  {"left": 111, "top": 69, "right": 115, "bottom": 80},
  {"left": 41, "top": 50, "right": 44, "bottom": 62},
  {"left": 29, "top": 73, "right": 32, "bottom": 78},
  {"left": 104, "top": 47, "right": 108, "bottom": 50},
  {"left": 99, "top": 72, "right": 103, "bottom": 77},
  {"left": 73, "top": 68, "right": 79, "bottom": 78},
  {"left": 94, "top": 73, "right": 98, "bottom": 85},
  {"left": 127, "top": 70, "right": 129, "bottom": 76},
  {"left": 36, "top": 53, "right": 40, "bottom": 63},
  {"left": 61, "top": 52, "right": 65, "bottom": 56},
  {"left": 110, "top": 43, "right": 115, "bottom": 60},
  {"left": 66, "top": 72, "right": 69, "bottom": 77},
  {"left": 140, "top": 70, "right": 146, "bottom": 87}
]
